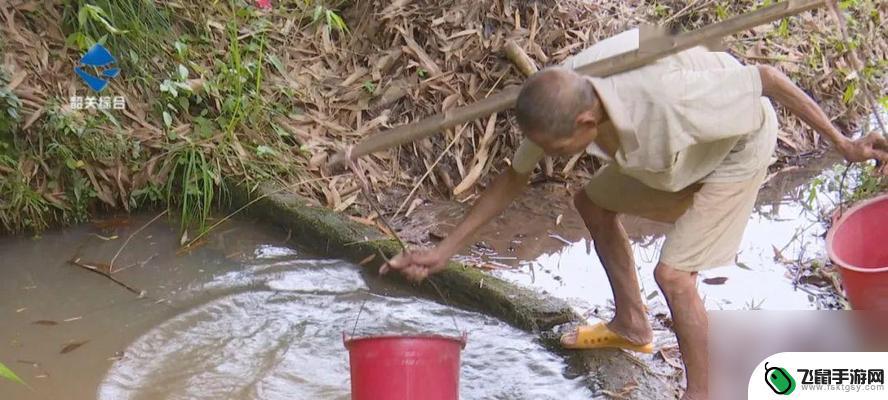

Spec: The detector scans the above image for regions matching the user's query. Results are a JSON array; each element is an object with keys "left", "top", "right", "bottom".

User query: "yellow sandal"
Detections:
[{"left": 560, "top": 322, "right": 654, "bottom": 353}]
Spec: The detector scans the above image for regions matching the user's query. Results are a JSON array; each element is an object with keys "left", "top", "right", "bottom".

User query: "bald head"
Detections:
[{"left": 515, "top": 67, "right": 599, "bottom": 139}]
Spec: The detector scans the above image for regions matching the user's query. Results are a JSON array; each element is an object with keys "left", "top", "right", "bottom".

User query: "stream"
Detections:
[
  {"left": 0, "top": 216, "right": 592, "bottom": 399},
  {"left": 0, "top": 154, "right": 864, "bottom": 399}
]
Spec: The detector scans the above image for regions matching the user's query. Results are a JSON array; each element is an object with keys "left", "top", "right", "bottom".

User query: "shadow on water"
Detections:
[{"left": 0, "top": 214, "right": 593, "bottom": 399}]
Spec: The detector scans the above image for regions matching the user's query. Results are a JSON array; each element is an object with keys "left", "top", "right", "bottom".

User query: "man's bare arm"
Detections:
[
  {"left": 757, "top": 65, "right": 851, "bottom": 150},
  {"left": 437, "top": 168, "right": 530, "bottom": 256},
  {"left": 757, "top": 65, "right": 888, "bottom": 166},
  {"left": 381, "top": 167, "right": 530, "bottom": 279}
]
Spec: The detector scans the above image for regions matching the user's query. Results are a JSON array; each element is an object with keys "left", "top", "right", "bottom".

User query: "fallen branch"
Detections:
[
  {"left": 109, "top": 210, "right": 168, "bottom": 272},
  {"left": 331, "top": 0, "right": 828, "bottom": 165},
  {"left": 68, "top": 258, "right": 144, "bottom": 296}
]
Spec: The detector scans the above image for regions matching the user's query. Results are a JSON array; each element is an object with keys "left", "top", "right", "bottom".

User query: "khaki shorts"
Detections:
[{"left": 583, "top": 165, "right": 767, "bottom": 272}]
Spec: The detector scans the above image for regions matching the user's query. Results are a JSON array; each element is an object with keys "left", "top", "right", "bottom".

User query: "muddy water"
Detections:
[{"left": 0, "top": 216, "right": 593, "bottom": 399}]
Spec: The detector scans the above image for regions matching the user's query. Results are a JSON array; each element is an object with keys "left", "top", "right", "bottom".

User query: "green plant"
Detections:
[
  {"left": 63, "top": 0, "right": 172, "bottom": 81},
  {"left": 715, "top": 2, "right": 730, "bottom": 19},
  {"left": 0, "top": 157, "right": 55, "bottom": 232},
  {"left": 159, "top": 63, "right": 204, "bottom": 130},
  {"left": 0, "top": 361, "right": 25, "bottom": 386},
  {"left": 312, "top": 5, "right": 349, "bottom": 32},
  {"left": 0, "top": 75, "right": 21, "bottom": 157},
  {"left": 165, "top": 143, "right": 223, "bottom": 235},
  {"left": 362, "top": 80, "right": 376, "bottom": 94},
  {"left": 805, "top": 162, "right": 887, "bottom": 213},
  {"left": 203, "top": 23, "right": 270, "bottom": 140},
  {"left": 130, "top": 181, "right": 164, "bottom": 207}
]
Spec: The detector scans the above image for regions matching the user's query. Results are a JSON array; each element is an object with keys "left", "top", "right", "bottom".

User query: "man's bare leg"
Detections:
[
  {"left": 564, "top": 191, "right": 652, "bottom": 345},
  {"left": 655, "top": 262, "right": 708, "bottom": 400}
]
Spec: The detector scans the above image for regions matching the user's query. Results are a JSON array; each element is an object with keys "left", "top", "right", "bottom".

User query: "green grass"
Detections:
[
  {"left": 312, "top": 4, "right": 349, "bottom": 32},
  {"left": 165, "top": 143, "right": 224, "bottom": 236},
  {"left": 3, "top": 1, "right": 328, "bottom": 236},
  {"left": 0, "top": 70, "right": 21, "bottom": 158},
  {"left": 0, "top": 156, "right": 56, "bottom": 232},
  {"left": 62, "top": 0, "right": 173, "bottom": 82}
]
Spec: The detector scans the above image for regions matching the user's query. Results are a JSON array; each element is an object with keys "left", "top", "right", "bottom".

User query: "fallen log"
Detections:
[{"left": 330, "top": 0, "right": 827, "bottom": 165}]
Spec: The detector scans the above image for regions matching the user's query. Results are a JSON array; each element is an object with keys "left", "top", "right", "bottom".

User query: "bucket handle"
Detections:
[{"left": 349, "top": 280, "right": 463, "bottom": 339}]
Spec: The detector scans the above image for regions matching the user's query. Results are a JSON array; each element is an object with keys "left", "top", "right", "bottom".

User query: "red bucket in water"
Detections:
[
  {"left": 827, "top": 193, "right": 888, "bottom": 310},
  {"left": 343, "top": 333, "right": 467, "bottom": 400}
]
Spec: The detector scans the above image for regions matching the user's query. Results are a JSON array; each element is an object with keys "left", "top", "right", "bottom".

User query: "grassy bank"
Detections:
[{"left": 0, "top": 0, "right": 885, "bottom": 236}]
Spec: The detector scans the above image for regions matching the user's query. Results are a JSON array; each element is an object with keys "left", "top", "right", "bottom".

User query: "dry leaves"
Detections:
[{"left": 2, "top": 0, "right": 882, "bottom": 229}]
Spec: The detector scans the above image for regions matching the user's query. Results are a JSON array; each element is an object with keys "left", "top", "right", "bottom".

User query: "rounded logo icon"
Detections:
[{"left": 765, "top": 362, "right": 797, "bottom": 395}]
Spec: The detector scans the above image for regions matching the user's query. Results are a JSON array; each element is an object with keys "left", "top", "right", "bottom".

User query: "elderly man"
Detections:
[{"left": 382, "top": 29, "right": 888, "bottom": 399}]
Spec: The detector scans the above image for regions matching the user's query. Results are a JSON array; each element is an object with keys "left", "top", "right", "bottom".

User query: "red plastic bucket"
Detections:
[
  {"left": 344, "top": 333, "right": 467, "bottom": 400},
  {"left": 826, "top": 193, "right": 888, "bottom": 310}
]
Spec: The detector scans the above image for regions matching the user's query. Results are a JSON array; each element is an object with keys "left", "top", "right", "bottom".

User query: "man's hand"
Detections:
[
  {"left": 380, "top": 248, "right": 448, "bottom": 282},
  {"left": 838, "top": 132, "right": 888, "bottom": 174},
  {"left": 377, "top": 168, "right": 530, "bottom": 283}
]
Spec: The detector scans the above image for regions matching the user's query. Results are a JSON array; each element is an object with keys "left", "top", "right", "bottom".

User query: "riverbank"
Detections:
[{"left": 1, "top": 0, "right": 885, "bottom": 235}]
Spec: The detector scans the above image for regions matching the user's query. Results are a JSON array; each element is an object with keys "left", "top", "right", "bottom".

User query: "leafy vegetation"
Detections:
[
  {"left": 806, "top": 161, "right": 887, "bottom": 212},
  {"left": 0, "top": 69, "right": 22, "bottom": 158},
  {"left": 0, "top": 361, "right": 26, "bottom": 386},
  {"left": 62, "top": 0, "right": 172, "bottom": 77},
  {"left": 0, "top": 0, "right": 884, "bottom": 238}
]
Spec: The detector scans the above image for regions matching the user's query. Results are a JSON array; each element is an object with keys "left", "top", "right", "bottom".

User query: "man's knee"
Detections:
[
  {"left": 573, "top": 190, "right": 616, "bottom": 226},
  {"left": 654, "top": 262, "right": 696, "bottom": 295}
]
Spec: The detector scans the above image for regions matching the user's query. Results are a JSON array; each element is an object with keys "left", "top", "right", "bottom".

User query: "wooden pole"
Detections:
[{"left": 332, "top": 0, "right": 826, "bottom": 165}]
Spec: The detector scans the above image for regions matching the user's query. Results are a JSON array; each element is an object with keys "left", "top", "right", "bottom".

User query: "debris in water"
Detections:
[
  {"left": 60, "top": 340, "right": 89, "bottom": 354},
  {"left": 32, "top": 320, "right": 58, "bottom": 326},
  {"left": 658, "top": 346, "right": 684, "bottom": 370},
  {"left": 548, "top": 233, "right": 572, "bottom": 245},
  {"left": 702, "top": 277, "right": 729, "bottom": 285},
  {"left": 358, "top": 254, "right": 376, "bottom": 266},
  {"left": 772, "top": 245, "right": 788, "bottom": 263},
  {"left": 600, "top": 380, "right": 639, "bottom": 399},
  {"left": 16, "top": 360, "right": 39, "bottom": 367},
  {"left": 68, "top": 258, "right": 144, "bottom": 296}
]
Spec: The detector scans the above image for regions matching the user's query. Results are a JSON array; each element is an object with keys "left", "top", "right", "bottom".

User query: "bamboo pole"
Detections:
[{"left": 331, "top": 0, "right": 826, "bottom": 165}]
